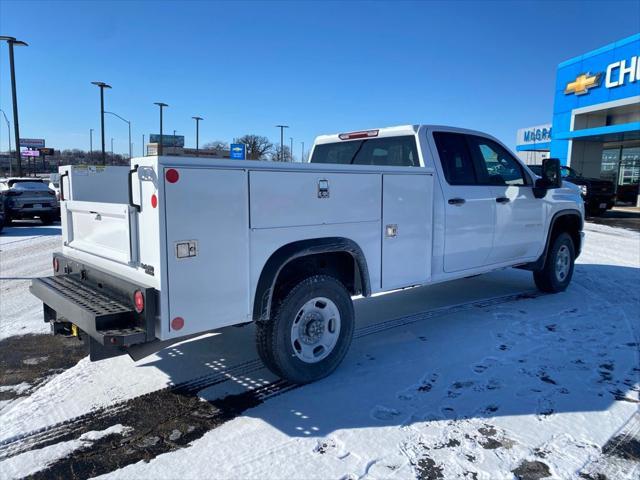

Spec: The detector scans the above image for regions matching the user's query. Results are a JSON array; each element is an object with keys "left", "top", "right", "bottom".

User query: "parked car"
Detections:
[
  {"left": 30, "top": 125, "right": 584, "bottom": 384},
  {"left": 529, "top": 165, "right": 615, "bottom": 216},
  {"left": 0, "top": 194, "right": 5, "bottom": 234},
  {"left": 0, "top": 177, "right": 59, "bottom": 225}
]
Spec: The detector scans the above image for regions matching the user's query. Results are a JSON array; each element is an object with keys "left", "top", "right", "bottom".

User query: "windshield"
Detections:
[{"left": 10, "top": 181, "right": 50, "bottom": 191}]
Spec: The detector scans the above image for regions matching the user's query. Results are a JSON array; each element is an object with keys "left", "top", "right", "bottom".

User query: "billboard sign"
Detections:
[
  {"left": 38, "top": 147, "right": 55, "bottom": 155},
  {"left": 19, "top": 138, "right": 45, "bottom": 148},
  {"left": 516, "top": 124, "right": 552, "bottom": 146},
  {"left": 230, "top": 143, "right": 246, "bottom": 160},
  {"left": 149, "top": 134, "right": 184, "bottom": 148},
  {"left": 21, "top": 148, "right": 40, "bottom": 157}
]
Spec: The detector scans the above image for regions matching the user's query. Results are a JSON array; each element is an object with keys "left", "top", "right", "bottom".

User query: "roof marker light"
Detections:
[{"left": 338, "top": 129, "right": 379, "bottom": 140}]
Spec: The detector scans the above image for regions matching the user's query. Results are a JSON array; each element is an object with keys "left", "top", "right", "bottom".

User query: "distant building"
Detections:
[{"left": 145, "top": 143, "right": 231, "bottom": 158}]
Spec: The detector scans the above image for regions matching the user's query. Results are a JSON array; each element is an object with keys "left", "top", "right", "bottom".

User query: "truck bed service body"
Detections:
[{"left": 30, "top": 125, "right": 585, "bottom": 383}]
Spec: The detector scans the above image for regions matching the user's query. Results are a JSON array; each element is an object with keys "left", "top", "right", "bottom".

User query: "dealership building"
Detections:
[{"left": 517, "top": 33, "right": 639, "bottom": 203}]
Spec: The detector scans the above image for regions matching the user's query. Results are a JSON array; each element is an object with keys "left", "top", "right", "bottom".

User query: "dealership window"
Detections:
[
  {"left": 433, "top": 132, "right": 477, "bottom": 185},
  {"left": 311, "top": 136, "right": 419, "bottom": 167}
]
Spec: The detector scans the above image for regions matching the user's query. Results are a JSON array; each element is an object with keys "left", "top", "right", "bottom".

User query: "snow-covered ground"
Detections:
[{"left": 0, "top": 222, "right": 638, "bottom": 479}]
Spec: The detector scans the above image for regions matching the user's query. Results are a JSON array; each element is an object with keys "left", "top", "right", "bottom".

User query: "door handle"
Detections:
[
  {"left": 448, "top": 198, "right": 465, "bottom": 205},
  {"left": 496, "top": 197, "right": 510, "bottom": 204}
]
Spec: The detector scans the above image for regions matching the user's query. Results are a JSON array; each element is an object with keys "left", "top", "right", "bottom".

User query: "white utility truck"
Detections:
[{"left": 30, "top": 125, "right": 584, "bottom": 383}]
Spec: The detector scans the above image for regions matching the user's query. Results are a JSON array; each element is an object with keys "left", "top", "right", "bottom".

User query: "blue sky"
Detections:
[{"left": 0, "top": 0, "right": 639, "bottom": 158}]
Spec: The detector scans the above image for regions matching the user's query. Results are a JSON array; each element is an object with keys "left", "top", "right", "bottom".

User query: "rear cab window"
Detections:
[{"left": 311, "top": 136, "right": 420, "bottom": 167}]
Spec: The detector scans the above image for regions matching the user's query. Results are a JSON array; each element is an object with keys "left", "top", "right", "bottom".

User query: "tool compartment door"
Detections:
[
  {"left": 381, "top": 173, "right": 433, "bottom": 290},
  {"left": 164, "top": 167, "right": 249, "bottom": 336}
]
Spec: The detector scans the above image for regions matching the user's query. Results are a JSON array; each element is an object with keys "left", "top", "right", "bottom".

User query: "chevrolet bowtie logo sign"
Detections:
[
  {"left": 564, "top": 72, "right": 602, "bottom": 95},
  {"left": 232, "top": 146, "right": 243, "bottom": 152}
]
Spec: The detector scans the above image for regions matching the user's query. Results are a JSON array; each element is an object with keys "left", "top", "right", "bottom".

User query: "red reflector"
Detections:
[
  {"left": 171, "top": 317, "right": 184, "bottom": 330},
  {"left": 53, "top": 257, "right": 59, "bottom": 272},
  {"left": 151, "top": 194, "right": 158, "bottom": 208},
  {"left": 338, "top": 129, "right": 379, "bottom": 140},
  {"left": 133, "top": 290, "right": 144, "bottom": 313},
  {"left": 165, "top": 168, "right": 179, "bottom": 183}
]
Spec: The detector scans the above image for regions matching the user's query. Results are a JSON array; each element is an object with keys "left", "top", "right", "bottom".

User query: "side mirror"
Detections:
[{"left": 533, "top": 158, "right": 562, "bottom": 198}]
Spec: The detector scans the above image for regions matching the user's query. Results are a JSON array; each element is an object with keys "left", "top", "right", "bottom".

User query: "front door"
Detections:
[
  {"left": 431, "top": 131, "right": 496, "bottom": 273},
  {"left": 466, "top": 135, "right": 545, "bottom": 263}
]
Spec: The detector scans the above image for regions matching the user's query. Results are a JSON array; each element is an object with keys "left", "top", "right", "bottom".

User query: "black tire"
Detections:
[
  {"left": 255, "top": 275, "right": 354, "bottom": 384},
  {"left": 533, "top": 232, "right": 575, "bottom": 293},
  {"left": 40, "top": 214, "right": 54, "bottom": 225}
]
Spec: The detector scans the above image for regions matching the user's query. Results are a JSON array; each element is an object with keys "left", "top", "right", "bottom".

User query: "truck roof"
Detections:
[{"left": 313, "top": 124, "right": 498, "bottom": 145}]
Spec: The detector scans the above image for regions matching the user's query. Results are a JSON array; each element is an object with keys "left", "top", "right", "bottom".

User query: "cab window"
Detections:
[
  {"left": 467, "top": 136, "right": 527, "bottom": 186},
  {"left": 311, "top": 136, "right": 419, "bottom": 167},
  {"left": 433, "top": 131, "right": 477, "bottom": 185}
]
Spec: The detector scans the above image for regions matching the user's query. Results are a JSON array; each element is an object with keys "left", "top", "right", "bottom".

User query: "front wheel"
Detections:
[
  {"left": 256, "top": 275, "right": 354, "bottom": 384},
  {"left": 533, "top": 232, "right": 575, "bottom": 293}
]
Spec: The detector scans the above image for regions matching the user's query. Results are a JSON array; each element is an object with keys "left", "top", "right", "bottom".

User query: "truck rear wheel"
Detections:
[
  {"left": 533, "top": 232, "right": 575, "bottom": 293},
  {"left": 255, "top": 275, "right": 354, "bottom": 384}
]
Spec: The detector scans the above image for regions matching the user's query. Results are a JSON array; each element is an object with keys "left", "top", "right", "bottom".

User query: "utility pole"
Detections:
[
  {"left": 154, "top": 103, "right": 168, "bottom": 155},
  {"left": 192, "top": 116, "right": 203, "bottom": 156},
  {"left": 91, "top": 81, "right": 112, "bottom": 165},
  {"left": 275, "top": 125, "right": 289, "bottom": 161},
  {"left": 0, "top": 109, "right": 13, "bottom": 176},
  {"left": 1, "top": 36, "right": 28, "bottom": 177}
]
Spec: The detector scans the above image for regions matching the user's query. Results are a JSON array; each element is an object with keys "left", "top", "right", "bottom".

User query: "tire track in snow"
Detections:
[{"left": 0, "top": 288, "right": 543, "bottom": 468}]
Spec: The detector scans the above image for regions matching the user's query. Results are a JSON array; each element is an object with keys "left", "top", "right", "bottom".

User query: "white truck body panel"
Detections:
[{"left": 51, "top": 124, "right": 584, "bottom": 351}]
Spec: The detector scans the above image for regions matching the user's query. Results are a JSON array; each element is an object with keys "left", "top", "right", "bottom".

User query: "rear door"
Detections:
[{"left": 431, "top": 131, "right": 495, "bottom": 272}]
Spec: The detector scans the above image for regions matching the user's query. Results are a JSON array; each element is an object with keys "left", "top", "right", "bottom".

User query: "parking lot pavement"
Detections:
[{"left": 588, "top": 206, "right": 640, "bottom": 233}]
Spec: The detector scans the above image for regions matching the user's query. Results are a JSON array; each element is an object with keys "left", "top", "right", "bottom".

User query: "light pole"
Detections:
[
  {"left": 105, "top": 111, "right": 132, "bottom": 159},
  {"left": 0, "top": 109, "right": 12, "bottom": 176},
  {"left": 1, "top": 36, "right": 28, "bottom": 177},
  {"left": 90, "top": 128, "right": 93, "bottom": 155},
  {"left": 301, "top": 141, "right": 304, "bottom": 163},
  {"left": 275, "top": 125, "right": 289, "bottom": 161},
  {"left": 192, "top": 116, "right": 203, "bottom": 156},
  {"left": 91, "top": 81, "right": 112, "bottom": 165},
  {"left": 154, "top": 102, "right": 168, "bottom": 155},
  {"left": 290, "top": 137, "right": 293, "bottom": 162},
  {"left": 142, "top": 134, "right": 145, "bottom": 156},
  {"left": 111, "top": 137, "right": 114, "bottom": 157}
]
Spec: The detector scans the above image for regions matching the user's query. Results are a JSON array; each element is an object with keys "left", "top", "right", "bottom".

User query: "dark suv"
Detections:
[
  {"left": 529, "top": 165, "right": 615, "bottom": 216},
  {"left": 0, "top": 178, "right": 59, "bottom": 225}
]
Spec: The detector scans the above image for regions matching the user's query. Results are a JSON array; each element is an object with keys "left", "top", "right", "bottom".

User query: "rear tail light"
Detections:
[
  {"left": 53, "top": 257, "right": 59, "bottom": 272},
  {"left": 133, "top": 290, "right": 144, "bottom": 313},
  {"left": 338, "top": 129, "right": 379, "bottom": 140}
]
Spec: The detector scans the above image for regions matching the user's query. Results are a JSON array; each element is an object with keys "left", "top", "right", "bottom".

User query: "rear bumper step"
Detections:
[{"left": 30, "top": 274, "right": 146, "bottom": 347}]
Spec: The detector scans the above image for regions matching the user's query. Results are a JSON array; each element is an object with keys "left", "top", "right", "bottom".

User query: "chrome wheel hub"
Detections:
[
  {"left": 555, "top": 245, "right": 570, "bottom": 282},
  {"left": 291, "top": 297, "right": 341, "bottom": 363}
]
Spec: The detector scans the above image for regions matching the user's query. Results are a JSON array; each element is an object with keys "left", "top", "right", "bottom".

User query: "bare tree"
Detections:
[
  {"left": 236, "top": 134, "right": 273, "bottom": 160},
  {"left": 269, "top": 145, "right": 292, "bottom": 162},
  {"left": 202, "top": 140, "right": 229, "bottom": 151}
]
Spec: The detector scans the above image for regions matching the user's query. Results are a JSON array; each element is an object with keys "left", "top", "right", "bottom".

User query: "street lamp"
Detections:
[
  {"left": 91, "top": 81, "right": 112, "bottom": 165},
  {"left": 290, "top": 137, "right": 293, "bottom": 162},
  {"left": 0, "top": 36, "right": 28, "bottom": 177},
  {"left": 90, "top": 128, "right": 94, "bottom": 155},
  {"left": 111, "top": 137, "right": 114, "bottom": 156},
  {"left": 275, "top": 125, "right": 289, "bottom": 161},
  {"left": 0, "top": 109, "right": 13, "bottom": 176},
  {"left": 192, "top": 116, "right": 203, "bottom": 156},
  {"left": 154, "top": 102, "right": 168, "bottom": 155},
  {"left": 105, "top": 111, "right": 132, "bottom": 159}
]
